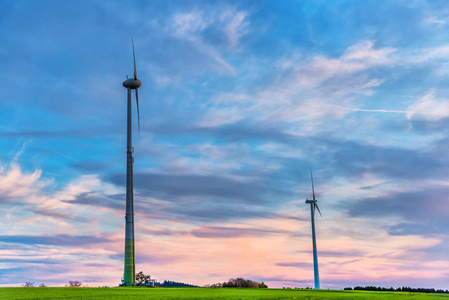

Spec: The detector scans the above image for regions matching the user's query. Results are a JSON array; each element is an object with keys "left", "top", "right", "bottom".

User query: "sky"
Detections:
[{"left": 0, "top": 0, "right": 449, "bottom": 289}]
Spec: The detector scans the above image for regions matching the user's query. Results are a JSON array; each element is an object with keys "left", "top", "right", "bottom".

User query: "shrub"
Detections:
[
  {"left": 22, "top": 282, "right": 34, "bottom": 287},
  {"left": 66, "top": 280, "right": 82, "bottom": 287}
]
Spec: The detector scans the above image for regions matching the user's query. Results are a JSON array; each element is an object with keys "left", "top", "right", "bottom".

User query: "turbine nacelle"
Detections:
[
  {"left": 123, "top": 78, "right": 142, "bottom": 89},
  {"left": 306, "top": 169, "right": 322, "bottom": 217}
]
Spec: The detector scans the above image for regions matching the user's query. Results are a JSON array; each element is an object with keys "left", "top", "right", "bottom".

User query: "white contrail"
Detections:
[{"left": 325, "top": 104, "right": 408, "bottom": 114}]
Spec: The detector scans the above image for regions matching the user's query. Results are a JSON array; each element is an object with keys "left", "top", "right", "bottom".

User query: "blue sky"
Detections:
[{"left": 1, "top": 0, "right": 449, "bottom": 289}]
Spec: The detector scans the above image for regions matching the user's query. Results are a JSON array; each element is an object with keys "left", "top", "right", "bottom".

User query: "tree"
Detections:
[
  {"left": 216, "top": 278, "right": 267, "bottom": 288},
  {"left": 66, "top": 280, "right": 82, "bottom": 287},
  {"left": 22, "top": 282, "right": 34, "bottom": 287},
  {"left": 39, "top": 283, "right": 47, "bottom": 287},
  {"left": 136, "top": 271, "right": 151, "bottom": 285}
]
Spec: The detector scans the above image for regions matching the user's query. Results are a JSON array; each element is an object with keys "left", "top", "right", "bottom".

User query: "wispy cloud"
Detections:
[
  {"left": 407, "top": 89, "right": 449, "bottom": 121},
  {"left": 164, "top": 6, "right": 250, "bottom": 75},
  {"left": 195, "top": 40, "right": 398, "bottom": 134},
  {"left": 0, "top": 148, "right": 48, "bottom": 204}
]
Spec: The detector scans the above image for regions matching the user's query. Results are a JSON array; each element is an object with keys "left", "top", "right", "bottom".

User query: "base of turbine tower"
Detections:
[{"left": 123, "top": 238, "right": 135, "bottom": 286}]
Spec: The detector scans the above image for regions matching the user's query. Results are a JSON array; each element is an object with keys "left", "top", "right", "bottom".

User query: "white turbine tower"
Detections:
[
  {"left": 122, "top": 38, "right": 141, "bottom": 286},
  {"left": 305, "top": 168, "right": 321, "bottom": 289}
]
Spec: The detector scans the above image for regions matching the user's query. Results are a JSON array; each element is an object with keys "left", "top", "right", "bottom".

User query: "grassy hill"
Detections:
[{"left": 2, "top": 287, "right": 449, "bottom": 299}]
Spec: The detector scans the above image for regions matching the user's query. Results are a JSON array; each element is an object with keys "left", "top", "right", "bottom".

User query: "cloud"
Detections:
[
  {"left": 276, "top": 262, "right": 313, "bottom": 268},
  {"left": 191, "top": 40, "right": 398, "bottom": 137},
  {"left": 191, "top": 226, "right": 290, "bottom": 238},
  {"left": 196, "top": 40, "right": 449, "bottom": 139},
  {"left": 171, "top": 10, "right": 208, "bottom": 36},
  {"left": 407, "top": 89, "right": 449, "bottom": 122},
  {"left": 331, "top": 139, "right": 444, "bottom": 180},
  {"left": 407, "top": 44, "right": 449, "bottom": 64},
  {"left": 60, "top": 192, "right": 123, "bottom": 211},
  {"left": 71, "top": 161, "right": 111, "bottom": 172},
  {"left": 0, "top": 148, "right": 50, "bottom": 204},
  {"left": 325, "top": 104, "right": 407, "bottom": 114},
  {"left": 110, "top": 171, "right": 284, "bottom": 204},
  {"left": 157, "top": 5, "right": 250, "bottom": 77},
  {"left": 346, "top": 187, "right": 449, "bottom": 236},
  {"left": 300, "top": 250, "right": 366, "bottom": 259},
  {"left": 224, "top": 11, "right": 249, "bottom": 48},
  {"left": 149, "top": 121, "right": 299, "bottom": 144},
  {"left": 274, "top": 40, "right": 395, "bottom": 93},
  {"left": 162, "top": 206, "right": 277, "bottom": 222},
  {"left": 194, "top": 122, "right": 299, "bottom": 143},
  {"left": 170, "top": 7, "right": 249, "bottom": 49},
  {"left": 0, "top": 234, "right": 111, "bottom": 246}
]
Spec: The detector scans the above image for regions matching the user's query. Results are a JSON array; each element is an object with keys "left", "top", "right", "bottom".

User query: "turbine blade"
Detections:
[
  {"left": 310, "top": 168, "right": 316, "bottom": 201},
  {"left": 135, "top": 89, "right": 140, "bottom": 136},
  {"left": 132, "top": 38, "right": 137, "bottom": 80},
  {"left": 315, "top": 203, "right": 322, "bottom": 217}
]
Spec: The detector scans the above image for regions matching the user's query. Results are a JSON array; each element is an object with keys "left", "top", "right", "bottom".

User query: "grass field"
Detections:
[{"left": 1, "top": 287, "right": 449, "bottom": 299}]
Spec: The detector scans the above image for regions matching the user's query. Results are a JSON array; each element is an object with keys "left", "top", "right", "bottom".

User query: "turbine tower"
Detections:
[
  {"left": 305, "top": 168, "right": 321, "bottom": 290},
  {"left": 122, "top": 39, "right": 141, "bottom": 286}
]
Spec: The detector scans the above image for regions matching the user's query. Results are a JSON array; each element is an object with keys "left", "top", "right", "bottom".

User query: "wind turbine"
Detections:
[
  {"left": 122, "top": 39, "right": 141, "bottom": 286},
  {"left": 305, "top": 168, "right": 321, "bottom": 290}
]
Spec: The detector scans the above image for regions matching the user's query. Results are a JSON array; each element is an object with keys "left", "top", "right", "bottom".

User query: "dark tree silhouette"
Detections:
[
  {"left": 22, "top": 282, "right": 34, "bottom": 287},
  {"left": 136, "top": 271, "right": 151, "bottom": 285},
  {"left": 351, "top": 286, "right": 448, "bottom": 294},
  {"left": 66, "top": 281, "right": 82, "bottom": 287},
  {"left": 154, "top": 280, "right": 197, "bottom": 287},
  {"left": 209, "top": 278, "right": 267, "bottom": 288}
]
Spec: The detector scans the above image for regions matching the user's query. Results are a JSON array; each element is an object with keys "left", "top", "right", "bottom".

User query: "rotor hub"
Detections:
[{"left": 123, "top": 78, "right": 142, "bottom": 89}]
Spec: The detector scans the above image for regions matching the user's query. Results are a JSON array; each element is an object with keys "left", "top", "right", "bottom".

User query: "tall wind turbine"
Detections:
[
  {"left": 305, "top": 168, "right": 321, "bottom": 290},
  {"left": 122, "top": 39, "right": 141, "bottom": 286}
]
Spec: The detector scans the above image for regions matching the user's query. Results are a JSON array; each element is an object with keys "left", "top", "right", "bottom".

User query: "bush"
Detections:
[
  {"left": 22, "top": 282, "right": 34, "bottom": 287},
  {"left": 66, "top": 281, "right": 82, "bottom": 287}
]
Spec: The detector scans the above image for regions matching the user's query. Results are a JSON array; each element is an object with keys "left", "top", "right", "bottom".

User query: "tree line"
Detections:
[
  {"left": 205, "top": 277, "right": 268, "bottom": 288},
  {"left": 22, "top": 281, "right": 81, "bottom": 287},
  {"left": 154, "top": 280, "right": 198, "bottom": 287},
  {"left": 344, "top": 286, "right": 449, "bottom": 294}
]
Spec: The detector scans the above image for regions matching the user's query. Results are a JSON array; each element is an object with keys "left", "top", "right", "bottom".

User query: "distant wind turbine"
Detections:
[
  {"left": 122, "top": 38, "right": 142, "bottom": 286},
  {"left": 305, "top": 168, "right": 321, "bottom": 289}
]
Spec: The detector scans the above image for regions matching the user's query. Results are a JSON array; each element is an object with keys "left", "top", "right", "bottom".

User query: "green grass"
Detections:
[{"left": 1, "top": 287, "right": 449, "bottom": 299}]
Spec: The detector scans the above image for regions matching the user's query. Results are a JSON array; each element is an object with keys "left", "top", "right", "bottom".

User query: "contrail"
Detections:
[{"left": 325, "top": 104, "right": 408, "bottom": 114}]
